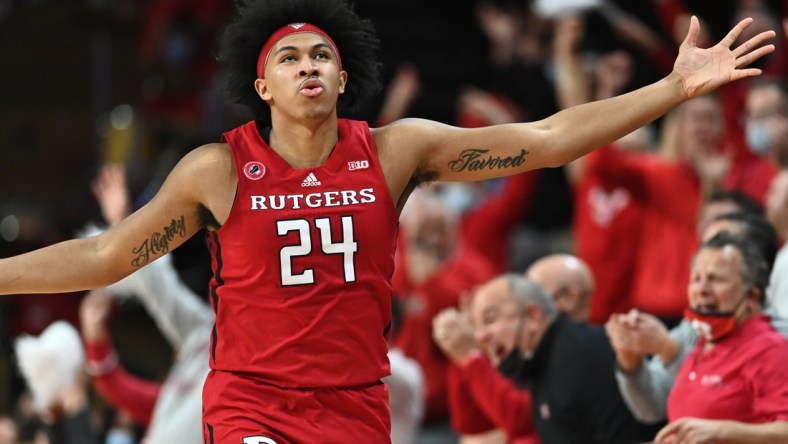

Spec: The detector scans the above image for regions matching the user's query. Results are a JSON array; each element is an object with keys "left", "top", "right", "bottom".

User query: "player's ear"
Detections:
[
  {"left": 338, "top": 71, "right": 348, "bottom": 95},
  {"left": 255, "top": 78, "right": 273, "bottom": 101}
]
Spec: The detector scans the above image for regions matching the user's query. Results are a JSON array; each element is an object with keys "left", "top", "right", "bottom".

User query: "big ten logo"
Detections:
[{"left": 347, "top": 160, "right": 369, "bottom": 171}]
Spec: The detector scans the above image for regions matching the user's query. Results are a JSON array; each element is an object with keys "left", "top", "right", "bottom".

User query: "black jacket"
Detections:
[{"left": 516, "top": 314, "right": 662, "bottom": 444}]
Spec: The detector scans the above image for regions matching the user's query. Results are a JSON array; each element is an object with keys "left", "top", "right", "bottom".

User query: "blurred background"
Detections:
[{"left": 0, "top": 0, "right": 785, "bottom": 441}]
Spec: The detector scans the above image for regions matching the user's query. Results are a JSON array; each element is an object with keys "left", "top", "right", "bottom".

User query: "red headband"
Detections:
[{"left": 256, "top": 23, "right": 342, "bottom": 78}]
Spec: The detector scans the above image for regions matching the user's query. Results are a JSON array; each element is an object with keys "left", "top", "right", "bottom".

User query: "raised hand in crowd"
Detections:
[
  {"left": 90, "top": 163, "right": 132, "bottom": 227},
  {"left": 457, "top": 87, "right": 522, "bottom": 126},
  {"left": 605, "top": 309, "right": 678, "bottom": 372},
  {"left": 552, "top": 14, "right": 589, "bottom": 109},
  {"left": 474, "top": 1, "right": 520, "bottom": 66},
  {"left": 78, "top": 290, "right": 113, "bottom": 344},
  {"left": 432, "top": 307, "right": 479, "bottom": 366},
  {"left": 376, "top": 63, "right": 421, "bottom": 126}
]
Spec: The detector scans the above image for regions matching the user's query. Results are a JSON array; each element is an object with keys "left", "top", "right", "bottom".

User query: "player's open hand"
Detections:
[{"left": 672, "top": 16, "right": 775, "bottom": 99}]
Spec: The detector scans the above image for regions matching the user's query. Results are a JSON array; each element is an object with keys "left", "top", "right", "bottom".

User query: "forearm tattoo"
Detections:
[
  {"left": 131, "top": 216, "right": 187, "bottom": 267},
  {"left": 448, "top": 149, "right": 529, "bottom": 173}
]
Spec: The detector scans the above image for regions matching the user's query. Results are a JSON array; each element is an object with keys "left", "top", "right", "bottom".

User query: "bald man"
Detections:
[{"left": 526, "top": 254, "right": 595, "bottom": 322}]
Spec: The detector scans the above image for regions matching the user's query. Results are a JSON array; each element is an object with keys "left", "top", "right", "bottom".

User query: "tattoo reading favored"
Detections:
[{"left": 448, "top": 149, "right": 529, "bottom": 173}]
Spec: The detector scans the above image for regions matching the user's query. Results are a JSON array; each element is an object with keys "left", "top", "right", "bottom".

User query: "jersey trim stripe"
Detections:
[
  {"left": 208, "top": 231, "right": 224, "bottom": 365},
  {"left": 206, "top": 422, "right": 214, "bottom": 444}
]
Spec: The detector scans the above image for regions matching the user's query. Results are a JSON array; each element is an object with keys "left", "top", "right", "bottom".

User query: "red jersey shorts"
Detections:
[{"left": 202, "top": 370, "right": 391, "bottom": 444}]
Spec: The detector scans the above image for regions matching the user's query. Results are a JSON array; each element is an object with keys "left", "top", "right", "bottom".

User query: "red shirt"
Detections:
[
  {"left": 460, "top": 173, "right": 539, "bottom": 274},
  {"left": 718, "top": 82, "right": 777, "bottom": 206},
  {"left": 574, "top": 147, "right": 644, "bottom": 324},
  {"left": 209, "top": 119, "right": 398, "bottom": 388},
  {"left": 668, "top": 315, "right": 788, "bottom": 423},
  {"left": 393, "top": 174, "right": 534, "bottom": 421},
  {"left": 85, "top": 338, "right": 160, "bottom": 427},
  {"left": 586, "top": 146, "right": 699, "bottom": 319},
  {"left": 447, "top": 355, "right": 538, "bottom": 443},
  {"left": 393, "top": 243, "right": 497, "bottom": 422}
]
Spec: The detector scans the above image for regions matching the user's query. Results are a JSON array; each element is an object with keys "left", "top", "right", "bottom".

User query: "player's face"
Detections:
[
  {"left": 257, "top": 33, "right": 347, "bottom": 121},
  {"left": 471, "top": 280, "right": 522, "bottom": 366},
  {"left": 688, "top": 246, "right": 750, "bottom": 315}
]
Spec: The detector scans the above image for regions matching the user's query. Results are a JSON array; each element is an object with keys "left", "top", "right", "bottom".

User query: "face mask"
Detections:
[
  {"left": 105, "top": 429, "right": 135, "bottom": 444},
  {"left": 745, "top": 120, "right": 772, "bottom": 155},
  {"left": 496, "top": 308, "right": 534, "bottom": 380},
  {"left": 497, "top": 347, "right": 522, "bottom": 379},
  {"left": 497, "top": 347, "right": 534, "bottom": 380},
  {"left": 683, "top": 294, "right": 748, "bottom": 342},
  {"left": 442, "top": 184, "right": 477, "bottom": 214}
]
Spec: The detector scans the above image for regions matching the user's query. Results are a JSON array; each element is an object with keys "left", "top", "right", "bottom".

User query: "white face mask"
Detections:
[{"left": 745, "top": 120, "right": 773, "bottom": 155}]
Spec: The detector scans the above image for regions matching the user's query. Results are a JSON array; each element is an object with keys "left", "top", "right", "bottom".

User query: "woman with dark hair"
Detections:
[{"left": 0, "top": 0, "right": 776, "bottom": 441}]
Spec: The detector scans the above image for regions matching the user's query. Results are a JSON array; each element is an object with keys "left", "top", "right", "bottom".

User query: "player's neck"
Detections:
[{"left": 269, "top": 115, "right": 339, "bottom": 169}]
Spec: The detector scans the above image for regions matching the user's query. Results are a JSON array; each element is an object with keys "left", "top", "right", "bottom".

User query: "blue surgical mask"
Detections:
[
  {"left": 745, "top": 120, "right": 772, "bottom": 155},
  {"left": 442, "top": 184, "right": 477, "bottom": 214},
  {"left": 105, "top": 429, "right": 135, "bottom": 444}
]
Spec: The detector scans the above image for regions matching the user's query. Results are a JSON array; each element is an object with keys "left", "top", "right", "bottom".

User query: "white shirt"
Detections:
[{"left": 384, "top": 348, "right": 425, "bottom": 444}]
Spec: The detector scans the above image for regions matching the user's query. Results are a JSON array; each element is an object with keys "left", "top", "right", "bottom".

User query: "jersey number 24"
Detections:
[{"left": 277, "top": 216, "right": 357, "bottom": 286}]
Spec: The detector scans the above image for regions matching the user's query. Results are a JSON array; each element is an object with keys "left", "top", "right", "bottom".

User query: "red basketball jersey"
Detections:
[{"left": 207, "top": 119, "right": 397, "bottom": 388}]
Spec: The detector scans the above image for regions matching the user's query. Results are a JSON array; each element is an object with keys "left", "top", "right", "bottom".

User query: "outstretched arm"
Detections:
[
  {"left": 378, "top": 17, "right": 775, "bottom": 189},
  {"left": 0, "top": 144, "right": 234, "bottom": 295}
]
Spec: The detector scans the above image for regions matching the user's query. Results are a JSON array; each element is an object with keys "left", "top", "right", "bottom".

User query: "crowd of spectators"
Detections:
[{"left": 0, "top": 0, "right": 787, "bottom": 443}]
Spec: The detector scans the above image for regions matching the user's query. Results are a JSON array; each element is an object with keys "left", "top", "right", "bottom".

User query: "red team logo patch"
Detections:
[{"left": 244, "top": 161, "right": 266, "bottom": 180}]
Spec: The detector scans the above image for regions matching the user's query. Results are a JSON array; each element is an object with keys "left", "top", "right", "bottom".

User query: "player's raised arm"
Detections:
[
  {"left": 0, "top": 144, "right": 233, "bottom": 295},
  {"left": 381, "top": 16, "right": 774, "bottom": 184}
]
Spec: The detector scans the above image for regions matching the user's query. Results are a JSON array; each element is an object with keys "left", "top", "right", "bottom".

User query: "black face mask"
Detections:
[
  {"left": 498, "top": 347, "right": 525, "bottom": 379},
  {"left": 496, "top": 309, "right": 533, "bottom": 380}
]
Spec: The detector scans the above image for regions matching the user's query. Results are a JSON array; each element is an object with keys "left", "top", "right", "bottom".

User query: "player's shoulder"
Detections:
[
  {"left": 177, "top": 143, "right": 234, "bottom": 170},
  {"left": 371, "top": 118, "right": 451, "bottom": 150},
  {"left": 371, "top": 117, "right": 447, "bottom": 135},
  {"left": 185, "top": 142, "right": 233, "bottom": 161},
  {"left": 168, "top": 142, "right": 236, "bottom": 187}
]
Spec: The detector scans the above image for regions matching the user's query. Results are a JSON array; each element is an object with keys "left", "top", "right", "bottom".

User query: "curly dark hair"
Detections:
[{"left": 218, "top": 0, "right": 382, "bottom": 125}]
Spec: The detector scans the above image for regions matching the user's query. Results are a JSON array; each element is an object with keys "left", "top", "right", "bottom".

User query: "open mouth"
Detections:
[
  {"left": 487, "top": 345, "right": 507, "bottom": 365},
  {"left": 694, "top": 304, "right": 720, "bottom": 314}
]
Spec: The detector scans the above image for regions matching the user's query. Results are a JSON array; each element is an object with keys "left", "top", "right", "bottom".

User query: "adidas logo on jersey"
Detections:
[{"left": 301, "top": 172, "right": 322, "bottom": 187}]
